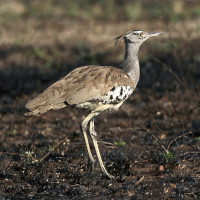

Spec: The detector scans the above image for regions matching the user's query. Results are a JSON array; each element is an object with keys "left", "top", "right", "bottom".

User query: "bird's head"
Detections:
[{"left": 115, "top": 30, "right": 164, "bottom": 45}]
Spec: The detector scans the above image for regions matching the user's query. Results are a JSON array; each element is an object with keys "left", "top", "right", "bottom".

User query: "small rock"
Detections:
[
  {"left": 169, "top": 183, "right": 176, "bottom": 189},
  {"left": 159, "top": 165, "right": 165, "bottom": 171}
]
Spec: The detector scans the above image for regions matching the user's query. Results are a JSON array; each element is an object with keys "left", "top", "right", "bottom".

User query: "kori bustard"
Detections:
[{"left": 25, "top": 30, "right": 163, "bottom": 179}]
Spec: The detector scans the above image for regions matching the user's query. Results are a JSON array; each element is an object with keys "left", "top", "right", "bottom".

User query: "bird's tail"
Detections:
[{"left": 24, "top": 94, "right": 66, "bottom": 117}]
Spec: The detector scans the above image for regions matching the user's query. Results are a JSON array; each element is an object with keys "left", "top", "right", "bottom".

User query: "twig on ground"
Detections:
[
  {"left": 98, "top": 141, "right": 117, "bottom": 148},
  {"left": 178, "top": 151, "right": 200, "bottom": 157},
  {"left": 130, "top": 128, "right": 169, "bottom": 154},
  {"left": 37, "top": 136, "right": 70, "bottom": 162},
  {"left": 1, "top": 157, "right": 13, "bottom": 172},
  {"left": 0, "top": 113, "right": 4, "bottom": 120},
  {"left": 166, "top": 131, "right": 195, "bottom": 152},
  {"left": 131, "top": 128, "right": 199, "bottom": 160},
  {"left": 135, "top": 176, "right": 144, "bottom": 184},
  {"left": 26, "top": 118, "right": 39, "bottom": 150},
  {"left": 151, "top": 55, "right": 185, "bottom": 88}
]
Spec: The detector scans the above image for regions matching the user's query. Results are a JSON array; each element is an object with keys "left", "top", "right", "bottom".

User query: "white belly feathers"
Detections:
[{"left": 96, "top": 86, "right": 133, "bottom": 104}]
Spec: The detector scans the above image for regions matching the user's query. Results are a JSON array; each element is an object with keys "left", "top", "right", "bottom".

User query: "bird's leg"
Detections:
[
  {"left": 89, "top": 118, "right": 115, "bottom": 179},
  {"left": 81, "top": 112, "right": 98, "bottom": 172}
]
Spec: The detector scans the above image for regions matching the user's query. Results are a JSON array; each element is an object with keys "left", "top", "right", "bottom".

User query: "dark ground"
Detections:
[{"left": 0, "top": 1, "right": 200, "bottom": 199}]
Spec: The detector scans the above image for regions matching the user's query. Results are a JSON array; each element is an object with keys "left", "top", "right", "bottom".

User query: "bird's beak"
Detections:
[{"left": 147, "top": 32, "right": 164, "bottom": 37}]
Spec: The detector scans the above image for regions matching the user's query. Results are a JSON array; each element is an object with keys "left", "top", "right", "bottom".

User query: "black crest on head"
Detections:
[{"left": 114, "top": 30, "right": 141, "bottom": 46}]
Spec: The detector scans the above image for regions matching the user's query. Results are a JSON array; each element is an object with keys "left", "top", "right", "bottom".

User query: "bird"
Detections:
[{"left": 25, "top": 30, "right": 164, "bottom": 179}]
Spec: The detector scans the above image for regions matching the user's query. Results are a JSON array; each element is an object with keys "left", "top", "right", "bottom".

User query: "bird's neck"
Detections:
[{"left": 121, "top": 41, "right": 140, "bottom": 86}]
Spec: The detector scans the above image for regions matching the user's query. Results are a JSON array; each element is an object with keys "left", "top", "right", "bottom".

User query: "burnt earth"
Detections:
[
  {"left": 0, "top": 65, "right": 200, "bottom": 199},
  {"left": 0, "top": 12, "right": 200, "bottom": 198}
]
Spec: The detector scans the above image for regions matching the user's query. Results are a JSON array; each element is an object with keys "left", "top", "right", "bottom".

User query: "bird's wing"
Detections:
[
  {"left": 62, "top": 65, "right": 134, "bottom": 104},
  {"left": 25, "top": 65, "right": 134, "bottom": 116}
]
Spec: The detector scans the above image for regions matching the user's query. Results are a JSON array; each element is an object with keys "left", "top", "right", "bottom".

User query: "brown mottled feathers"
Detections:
[{"left": 25, "top": 65, "right": 134, "bottom": 116}]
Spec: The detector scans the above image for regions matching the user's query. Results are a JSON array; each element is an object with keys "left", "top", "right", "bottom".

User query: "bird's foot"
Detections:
[
  {"left": 87, "top": 159, "right": 95, "bottom": 173},
  {"left": 101, "top": 170, "right": 116, "bottom": 180}
]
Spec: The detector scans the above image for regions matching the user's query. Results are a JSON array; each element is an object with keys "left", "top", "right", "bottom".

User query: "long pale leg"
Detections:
[
  {"left": 89, "top": 118, "right": 115, "bottom": 179},
  {"left": 81, "top": 112, "right": 98, "bottom": 171}
]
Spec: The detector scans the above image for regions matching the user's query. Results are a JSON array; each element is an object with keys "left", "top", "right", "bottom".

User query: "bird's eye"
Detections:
[{"left": 138, "top": 33, "right": 143, "bottom": 37}]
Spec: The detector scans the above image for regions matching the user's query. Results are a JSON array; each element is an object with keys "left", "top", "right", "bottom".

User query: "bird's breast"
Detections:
[{"left": 95, "top": 85, "right": 133, "bottom": 104}]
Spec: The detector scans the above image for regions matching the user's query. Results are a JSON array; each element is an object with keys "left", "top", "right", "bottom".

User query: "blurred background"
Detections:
[
  {"left": 0, "top": 1, "right": 200, "bottom": 198},
  {"left": 0, "top": 0, "right": 199, "bottom": 104}
]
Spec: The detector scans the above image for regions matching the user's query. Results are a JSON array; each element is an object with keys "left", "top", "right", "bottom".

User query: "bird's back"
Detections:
[{"left": 25, "top": 65, "right": 135, "bottom": 116}]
